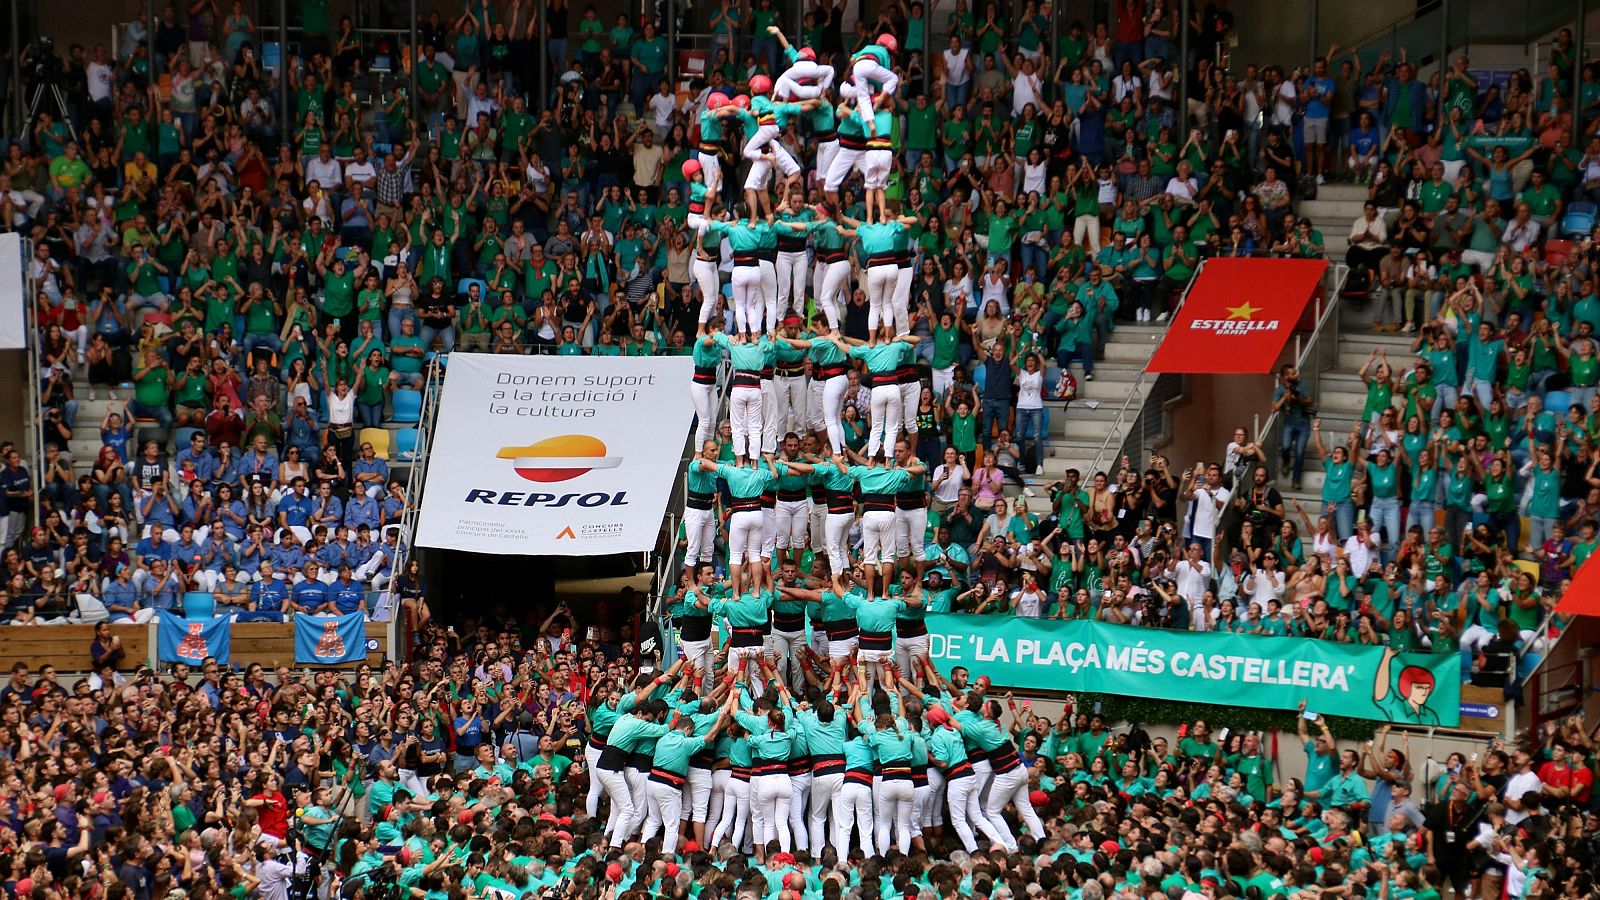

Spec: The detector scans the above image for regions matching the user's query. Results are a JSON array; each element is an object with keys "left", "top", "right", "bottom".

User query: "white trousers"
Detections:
[
  {"left": 861, "top": 508, "right": 897, "bottom": 565},
  {"left": 765, "top": 628, "right": 807, "bottom": 693},
  {"left": 686, "top": 766, "right": 713, "bottom": 822},
  {"left": 760, "top": 504, "right": 778, "bottom": 560},
  {"left": 813, "top": 259, "right": 851, "bottom": 330},
  {"left": 899, "top": 381, "right": 921, "bottom": 435},
  {"left": 815, "top": 140, "right": 840, "bottom": 189},
  {"left": 776, "top": 250, "right": 809, "bottom": 317},
  {"left": 945, "top": 771, "right": 1008, "bottom": 851},
  {"left": 691, "top": 381, "right": 718, "bottom": 448},
  {"left": 874, "top": 776, "right": 915, "bottom": 854},
  {"left": 788, "top": 771, "right": 812, "bottom": 851},
  {"left": 984, "top": 765, "right": 1044, "bottom": 852},
  {"left": 825, "top": 510, "right": 855, "bottom": 572},
  {"left": 643, "top": 780, "right": 685, "bottom": 853},
  {"left": 697, "top": 151, "right": 723, "bottom": 197},
  {"left": 597, "top": 767, "right": 636, "bottom": 846},
  {"left": 751, "top": 772, "right": 794, "bottom": 853},
  {"left": 729, "top": 384, "right": 763, "bottom": 458},
  {"left": 684, "top": 506, "right": 717, "bottom": 565},
  {"left": 761, "top": 377, "right": 781, "bottom": 454},
  {"left": 776, "top": 59, "right": 835, "bottom": 99},
  {"left": 893, "top": 265, "right": 914, "bottom": 335},
  {"left": 816, "top": 373, "right": 850, "bottom": 453},
  {"left": 810, "top": 771, "right": 845, "bottom": 855},
  {"left": 866, "top": 382, "right": 902, "bottom": 458},
  {"left": 693, "top": 257, "right": 722, "bottom": 323},
  {"left": 840, "top": 780, "right": 875, "bottom": 857},
  {"left": 585, "top": 745, "right": 605, "bottom": 817},
  {"left": 866, "top": 263, "right": 898, "bottom": 334},
  {"left": 775, "top": 499, "right": 809, "bottom": 549},
  {"left": 843, "top": 57, "right": 900, "bottom": 123},
  {"left": 824, "top": 146, "right": 864, "bottom": 193},
  {"left": 727, "top": 508, "right": 765, "bottom": 564},
  {"left": 776, "top": 374, "right": 807, "bottom": 437},
  {"left": 731, "top": 265, "right": 763, "bottom": 334},
  {"left": 896, "top": 506, "right": 928, "bottom": 560},
  {"left": 758, "top": 260, "right": 779, "bottom": 333},
  {"left": 709, "top": 773, "right": 749, "bottom": 850}
]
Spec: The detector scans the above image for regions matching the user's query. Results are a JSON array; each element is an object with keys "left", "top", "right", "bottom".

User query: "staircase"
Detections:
[
  {"left": 1274, "top": 181, "right": 1408, "bottom": 512},
  {"left": 1297, "top": 183, "right": 1367, "bottom": 265},
  {"left": 1034, "top": 323, "right": 1171, "bottom": 485}
]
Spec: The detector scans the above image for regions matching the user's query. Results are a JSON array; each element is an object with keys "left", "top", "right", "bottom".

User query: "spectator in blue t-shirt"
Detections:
[
  {"left": 289, "top": 563, "right": 331, "bottom": 614},
  {"left": 329, "top": 565, "right": 366, "bottom": 615},
  {"left": 352, "top": 445, "right": 389, "bottom": 499}
]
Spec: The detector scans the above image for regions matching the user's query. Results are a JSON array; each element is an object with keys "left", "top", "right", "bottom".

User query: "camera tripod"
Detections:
[{"left": 25, "top": 81, "right": 78, "bottom": 144}]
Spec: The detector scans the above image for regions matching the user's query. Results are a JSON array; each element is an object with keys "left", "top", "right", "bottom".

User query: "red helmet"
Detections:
[
  {"left": 707, "top": 92, "right": 729, "bottom": 110},
  {"left": 797, "top": 47, "right": 817, "bottom": 61},
  {"left": 733, "top": 94, "right": 751, "bottom": 109},
  {"left": 749, "top": 74, "right": 773, "bottom": 95},
  {"left": 877, "top": 33, "right": 899, "bottom": 54},
  {"left": 681, "top": 159, "right": 703, "bottom": 179}
]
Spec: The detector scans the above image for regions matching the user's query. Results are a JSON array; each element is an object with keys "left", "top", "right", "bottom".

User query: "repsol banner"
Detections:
[
  {"left": 416, "top": 354, "right": 695, "bottom": 555},
  {"left": 924, "top": 614, "right": 1460, "bottom": 726}
]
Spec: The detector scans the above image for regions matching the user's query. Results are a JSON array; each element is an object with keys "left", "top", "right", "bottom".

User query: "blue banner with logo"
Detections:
[
  {"left": 294, "top": 613, "right": 368, "bottom": 664},
  {"left": 156, "top": 611, "right": 231, "bottom": 665}
]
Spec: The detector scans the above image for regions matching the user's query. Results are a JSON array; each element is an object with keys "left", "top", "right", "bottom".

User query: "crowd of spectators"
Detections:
[{"left": 0, "top": 3, "right": 1598, "bottom": 900}]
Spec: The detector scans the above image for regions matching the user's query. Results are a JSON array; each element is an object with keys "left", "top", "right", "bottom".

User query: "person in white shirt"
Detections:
[
  {"left": 942, "top": 35, "right": 973, "bottom": 108},
  {"left": 646, "top": 81, "right": 683, "bottom": 136},
  {"left": 1342, "top": 520, "right": 1379, "bottom": 579},
  {"left": 1244, "top": 554, "right": 1287, "bottom": 612},
  {"left": 1500, "top": 203, "right": 1542, "bottom": 254},
  {"left": 1182, "top": 464, "right": 1230, "bottom": 561},
  {"left": 1006, "top": 56, "right": 1044, "bottom": 117},
  {"left": 343, "top": 146, "right": 378, "bottom": 190},
  {"left": 86, "top": 45, "right": 115, "bottom": 108},
  {"left": 1173, "top": 542, "right": 1214, "bottom": 625},
  {"left": 1163, "top": 160, "right": 1199, "bottom": 205},
  {"left": 1499, "top": 750, "right": 1544, "bottom": 826},
  {"left": 304, "top": 147, "right": 343, "bottom": 196}
]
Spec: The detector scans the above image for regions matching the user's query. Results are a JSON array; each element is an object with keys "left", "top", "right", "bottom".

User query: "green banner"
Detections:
[{"left": 924, "top": 614, "right": 1460, "bottom": 727}]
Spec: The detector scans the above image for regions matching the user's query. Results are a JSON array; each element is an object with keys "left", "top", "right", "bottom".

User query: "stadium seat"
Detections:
[
  {"left": 391, "top": 389, "right": 423, "bottom": 423},
  {"left": 1562, "top": 202, "right": 1596, "bottom": 237},
  {"left": 1543, "top": 239, "right": 1573, "bottom": 268},
  {"left": 262, "top": 41, "right": 282, "bottom": 71},
  {"left": 1544, "top": 390, "right": 1573, "bottom": 417},
  {"left": 174, "top": 426, "right": 202, "bottom": 448},
  {"left": 1514, "top": 559, "right": 1540, "bottom": 580},
  {"left": 456, "top": 278, "right": 488, "bottom": 300},
  {"left": 183, "top": 592, "right": 216, "bottom": 620},
  {"left": 361, "top": 427, "right": 392, "bottom": 459},
  {"left": 394, "top": 428, "right": 421, "bottom": 460}
]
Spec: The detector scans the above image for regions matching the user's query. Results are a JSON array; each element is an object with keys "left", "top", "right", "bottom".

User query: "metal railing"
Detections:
[
  {"left": 388, "top": 351, "right": 445, "bottom": 650},
  {"left": 20, "top": 237, "right": 43, "bottom": 526},
  {"left": 1083, "top": 259, "right": 1207, "bottom": 479},
  {"left": 1252, "top": 264, "right": 1352, "bottom": 481}
]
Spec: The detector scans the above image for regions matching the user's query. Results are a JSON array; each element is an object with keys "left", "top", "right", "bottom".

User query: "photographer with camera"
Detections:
[{"left": 1272, "top": 362, "right": 1316, "bottom": 491}]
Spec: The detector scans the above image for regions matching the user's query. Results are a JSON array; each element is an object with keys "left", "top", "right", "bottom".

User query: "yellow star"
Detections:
[{"left": 1225, "top": 301, "right": 1261, "bottom": 320}]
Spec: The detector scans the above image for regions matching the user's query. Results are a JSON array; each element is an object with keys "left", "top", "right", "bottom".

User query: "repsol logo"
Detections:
[{"left": 464, "top": 490, "right": 630, "bottom": 507}]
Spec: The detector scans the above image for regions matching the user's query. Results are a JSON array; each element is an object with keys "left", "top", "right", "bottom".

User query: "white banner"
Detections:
[
  {"left": 0, "top": 234, "right": 25, "bottom": 350},
  {"left": 415, "top": 354, "right": 696, "bottom": 555}
]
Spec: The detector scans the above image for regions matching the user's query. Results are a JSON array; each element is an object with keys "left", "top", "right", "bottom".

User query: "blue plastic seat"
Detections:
[
  {"left": 391, "top": 389, "right": 423, "bottom": 423},
  {"left": 183, "top": 592, "right": 216, "bottom": 620},
  {"left": 1544, "top": 390, "right": 1573, "bottom": 417},
  {"left": 1561, "top": 202, "right": 1596, "bottom": 237},
  {"left": 394, "top": 428, "right": 421, "bottom": 460}
]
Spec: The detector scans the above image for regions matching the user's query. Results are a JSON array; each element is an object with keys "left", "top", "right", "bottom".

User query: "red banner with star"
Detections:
[{"left": 1146, "top": 258, "right": 1330, "bottom": 374}]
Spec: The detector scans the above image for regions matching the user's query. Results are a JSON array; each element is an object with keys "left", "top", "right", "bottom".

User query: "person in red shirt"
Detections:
[
  {"left": 245, "top": 770, "right": 291, "bottom": 844},
  {"left": 1566, "top": 744, "right": 1594, "bottom": 807},
  {"left": 1535, "top": 744, "right": 1576, "bottom": 808},
  {"left": 1113, "top": 0, "right": 1145, "bottom": 70}
]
